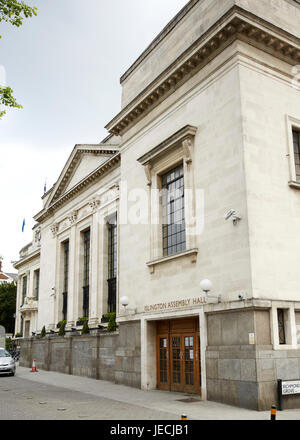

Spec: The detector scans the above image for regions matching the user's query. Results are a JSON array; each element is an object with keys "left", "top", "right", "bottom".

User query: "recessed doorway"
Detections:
[{"left": 156, "top": 317, "right": 201, "bottom": 394}]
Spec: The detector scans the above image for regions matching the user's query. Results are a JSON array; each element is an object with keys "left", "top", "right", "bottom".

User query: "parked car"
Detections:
[
  {"left": 0, "top": 348, "right": 16, "bottom": 376},
  {"left": 9, "top": 349, "right": 20, "bottom": 362}
]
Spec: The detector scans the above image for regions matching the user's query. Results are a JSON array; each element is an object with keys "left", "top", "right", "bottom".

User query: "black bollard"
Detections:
[{"left": 270, "top": 405, "right": 277, "bottom": 421}]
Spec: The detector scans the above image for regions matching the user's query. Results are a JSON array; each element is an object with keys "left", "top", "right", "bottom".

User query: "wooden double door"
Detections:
[{"left": 156, "top": 317, "right": 201, "bottom": 394}]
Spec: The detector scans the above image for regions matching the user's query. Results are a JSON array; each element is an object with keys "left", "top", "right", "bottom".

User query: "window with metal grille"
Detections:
[
  {"left": 34, "top": 269, "right": 40, "bottom": 301},
  {"left": 83, "top": 229, "right": 90, "bottom": 317},
  {"left": 277, "top": 309, "right": 286, "bottom": 345},
  {"left": 22, "top": 276, "right": 27, "bottom": 306},
  {"left": 161, "top": 164, "right": 186, "bottom": 256},
  {"left": 107, "top": 215, "right": 117, "bottom": 313},
  {"left": 62, "top": 241, "right": 69, "bottom": 321},
  {"left": 293, "top": 129, "right": 300, "bottom": 182}
]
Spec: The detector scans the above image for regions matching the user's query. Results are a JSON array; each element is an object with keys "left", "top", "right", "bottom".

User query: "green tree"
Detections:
[
  {"left": 0, "top": 0, "right": 37, "bottom": 118},
  {"left": 58, "top": 320, "right": 66, "bottom": 337},
  {"left": 81, "top": 320, "right": 89, "bottom": 335},
  {"left": 106, "top": 312, "right": 117, "bottom": 333},
  {"left": 40, "top": 325, "right": 46, "bottom": 338},
  {"left": 0, "top": 282, "right": 16, "bottom": 333}
]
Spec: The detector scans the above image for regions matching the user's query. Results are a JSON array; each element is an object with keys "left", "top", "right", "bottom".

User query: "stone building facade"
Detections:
[{"left": 15, "top": 0, "right": 300, "bottom": 410}]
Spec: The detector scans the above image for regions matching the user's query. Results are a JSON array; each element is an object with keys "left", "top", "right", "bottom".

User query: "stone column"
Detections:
[
  {"left": 28, "top": 269, "right": 34, "bottom": 298},
  {"left": 199, "top": 307, "right": 207, "bottom": 401},
  {"left": 15, "top": 275, "right": 23, "bottom": 335},
  {"left": 89, "top": 211, "right": 100, "bottom": 327},
  {"left": 141, "top": 318, "right": 156, "bottom": 391},
  {"left": 66, "top": 225, "right": 77, "bottom": 329}
]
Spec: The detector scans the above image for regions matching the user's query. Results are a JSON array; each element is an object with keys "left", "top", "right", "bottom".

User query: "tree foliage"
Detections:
[
  {"left": 0, "top": 0, "right": 37, "bottom": 37},
  {"left": 40, "top": 325, "right": 46, "bottom": 338},
  {"left": 0, "top": 282, "right": 16, "bottom": 334},
  {"left": 0, "top": 0, "right": 37, "bottom": 118},
  {"left": 81, "top": 321, "right": 90, "bottom": 335},
  {"left": 0, "top": 86, "right": 22, "bottom": 118}
]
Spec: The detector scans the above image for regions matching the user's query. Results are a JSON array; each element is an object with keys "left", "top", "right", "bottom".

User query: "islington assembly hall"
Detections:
[{"left": 13, "top": 0, "right": 300, "bottom": 410}]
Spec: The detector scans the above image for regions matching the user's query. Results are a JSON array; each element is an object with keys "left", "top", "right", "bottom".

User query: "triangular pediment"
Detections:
[{"left": 46, "top": 144, "right": 119, "bottom": 208}]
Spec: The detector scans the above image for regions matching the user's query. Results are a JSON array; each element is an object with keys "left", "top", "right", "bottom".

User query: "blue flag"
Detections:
[{"left": 22, "top": 218, "right": 25, "bottom": 232}]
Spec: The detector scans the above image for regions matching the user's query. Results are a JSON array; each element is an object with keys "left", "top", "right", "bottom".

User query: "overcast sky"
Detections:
[{"left": 0, "top": 0, "right": 188, "bottom": 273}]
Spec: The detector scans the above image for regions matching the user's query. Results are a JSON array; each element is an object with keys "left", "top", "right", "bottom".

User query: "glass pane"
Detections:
[
  {"left": 161, "top": 164, "right": 186, "bottom": 256},
  {"left": 172, "top": 337, "right": 181, "bottom": 384},
  {"left": 184, "top": 336, "right": 194, "bottom": 385},
  {"left": 277, "top": 309, "right": 286, "bottom": 345},
  {"left": 293, "top": 130, "right": 300, "bottom": 182},
  {"left": 159, "top": 338, "right": 168, "bottom": 383}
]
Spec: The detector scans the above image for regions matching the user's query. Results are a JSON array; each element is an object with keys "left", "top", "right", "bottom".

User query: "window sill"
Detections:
[
  {"left": 146, "top": 248, "right": 198, "bottom": 273},
  {"left": 288, "top": 180, "right": 300, "bottom": 190}
]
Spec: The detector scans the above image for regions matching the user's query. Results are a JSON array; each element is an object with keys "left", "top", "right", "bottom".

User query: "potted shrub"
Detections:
[
  {"left": 76, "top": 317, "right": 88, "bottom": 326},
  {"left": 81, "top": 320, "right": 90, "bottom": 335},
  {"left": 57, "top": 320, "right": 66, "bottom": 329},
  {"left": 58, "top": 321, "right": 66, "bottom": 336},
  {"left": 40, "top": 326, "right": 46, "bottom": 338},
  {"left": 105, "top": 313, "right": 117, "bottom": 333}
]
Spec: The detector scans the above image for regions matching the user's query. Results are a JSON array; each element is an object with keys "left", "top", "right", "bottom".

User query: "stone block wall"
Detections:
[
  {"left": 19, "top": 321, "right": 141, "bottom": 389},
  {"left": 114, "top": 322, "right": 141, "bottom": 388},
  {"left": 206, "top": 308, "right": 300, "bottom": 410}
]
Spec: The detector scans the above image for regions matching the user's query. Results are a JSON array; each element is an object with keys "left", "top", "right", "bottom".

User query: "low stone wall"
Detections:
[
  {"left": 206, "top": 309, "right": 300, "bottom": 410},
  {"left": 19, "top": 321, "right": 141, "bottom": 389}
]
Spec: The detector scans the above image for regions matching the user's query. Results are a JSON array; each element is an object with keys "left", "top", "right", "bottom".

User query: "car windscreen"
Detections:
[{"left": 0, "top": 349, "right": 10, "bottom": 357}]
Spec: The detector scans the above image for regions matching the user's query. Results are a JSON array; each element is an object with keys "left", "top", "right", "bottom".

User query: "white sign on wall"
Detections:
[{"left": 281, "top": 380, "right": 300, "bottom": 395}]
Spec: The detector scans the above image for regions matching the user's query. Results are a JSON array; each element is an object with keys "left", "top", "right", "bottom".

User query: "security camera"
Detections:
[
  {"left": 225, "top": 209, "right": 242, "bottom": 225},
  {"left": 225, "top": 209, "right": 236, "bottom": 220},
  {"left": 238, "top": 294, "right": 244, "bottom": 301}
]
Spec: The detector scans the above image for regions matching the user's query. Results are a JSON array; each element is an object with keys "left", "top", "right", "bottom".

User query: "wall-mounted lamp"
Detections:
[
  {"left": 120, "top": 296, "right": 129, "bottom": 310},
  {"left": 200, "top": 279, "right": 221, "bottom": 303}
]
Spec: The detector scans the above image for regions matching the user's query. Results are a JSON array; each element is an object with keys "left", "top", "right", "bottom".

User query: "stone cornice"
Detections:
[
  {"left": 14, "top": 248, "right": 40, "bottom": 270},
  {"left": 106, "top": 6, "right": 300, "bottom": 137},
  {"left": 34, "top": 153, "right": 121, "bottom": 223},
  {"left": 137, "top": 125, "right": 197, "bottom": 166}
]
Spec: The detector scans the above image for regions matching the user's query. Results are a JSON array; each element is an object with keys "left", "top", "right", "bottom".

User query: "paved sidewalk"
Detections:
[{"left": 14, "top": 366, "right": 300, "bottom": 420}]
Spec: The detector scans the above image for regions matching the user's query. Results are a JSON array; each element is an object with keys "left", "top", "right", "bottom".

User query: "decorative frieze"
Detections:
[
  {"left": 34, "top": 227, "right": 41, "bottom": 246},
  {"left": 88, "top": 197, "right": 101, "bottom": 212},
  {"left": 182, "top": 138, "right": 193, "bottom": 164},
  {"left": 50, "top": 223, "right": 59, "bottom": 237},
  {"left": 68, "top": 210, "right": 78, "bottom": 225}
]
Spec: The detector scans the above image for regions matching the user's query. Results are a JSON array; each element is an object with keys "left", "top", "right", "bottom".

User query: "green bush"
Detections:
[
  {"left": 104, "top": 312, "right": 117, "bottom": 333},
  {"left": 77, "top": 317, "right": 88, "bottom": 325},
  {"left": 58, "top": 321, "right": 66, "bottom": 336},
  {"left": 5, "top": 337, "right": 12, "bottom": 351},
  {"left": 81, "top": 320, "right": 89, "bottom": 335},
  {"left": 40, "top": 326, "right": 46, "bottom": 338}
]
